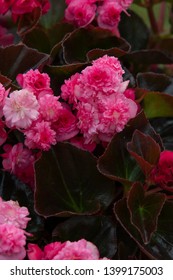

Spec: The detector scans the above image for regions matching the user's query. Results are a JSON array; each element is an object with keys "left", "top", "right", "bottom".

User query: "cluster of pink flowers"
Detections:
[
  {"left": 65, "top": 0, "right": 133, "bottom": 33},
  {"left": 0, "top": 69, "right": 79, "bottom": 185},
  {"left": 1, "top": 69, "right": 78, "bottom": 152},
  {"left": 0, "top": 55, "right": 137, "bottom": 184},
  {"left": 0, "top": 197, "right": 30, "bottom": 260},
  {"left": 0, "top": 0, "right": 50, "bottom": 21},
  {"left": 61, "top": 55, "right": 138, "bottom": 144},
  {"left": 149, "top": 150, "right": 173, "bottom": 192},
  {"left": 28, "top": 239, "right": 107, "bottom": 260}
]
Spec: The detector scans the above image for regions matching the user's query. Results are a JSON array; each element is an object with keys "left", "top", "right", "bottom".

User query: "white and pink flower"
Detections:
[{"left": 3, "top": 89, "right": 39, "bottom": 129}]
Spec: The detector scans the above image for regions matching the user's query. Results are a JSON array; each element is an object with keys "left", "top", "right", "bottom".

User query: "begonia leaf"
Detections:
[
  {"left": 119, "top": 10, "right": 149, "bottom": 51},
  {"left": 86, "top": 47, "right": 129, "bottom": 61},
  {"left": 150, "top": 117, "right": 173, "bottom": 150},
  {"left": 35, "top": 142, "right": 116, "bottom": 217},
  {"left": 17, "top": 7, "right": 42, "bottom": 37},
  {"left": 0, "top": 44, "right": 50, "bottom": 80},
  {"left": 122, "top": 50, "right": 173, "bottom": 74},
  {"left": 127, "top": 182, "right": 166, "bottom": 244},
  {"left": 114, "top": 197, "right": 173, "bottom": 259},
  {"left": 48, "top": 23, "right": 74, "bottom": 51},
  {"left": 137, "top": 90, "right": 173, "bottom": 118},
  {"left": 0, "top": 74, "right": 12, "bottom": 87},
  {"left": 133, "top": 0, "right": 172, "bottom": 6},
  {"left": 52, "top": 216, "right": 117, "bottom": 258},
  {"left": 0, "top": 171, "right": 44, "bottom": 240},
  {"left": 137, "top": 72, "right": 173, "bottom": 94},
  {"left": 22, "top": 27, "right": 50, "bottom": 53},
  {"left": 127, "top": 130, "right": 161, "bottom": 176},
  {"left": 97, "top": 111, "right": 163, "bottom": 186},
  {"left": 62, "top": 27, "right": 130, "bottom": 64},
  {"left": 154, "top": 37, "right": 173, "bottom": 55}
]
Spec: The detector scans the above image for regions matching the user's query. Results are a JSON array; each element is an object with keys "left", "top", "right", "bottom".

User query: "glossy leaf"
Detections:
[
  {"left": 17, "top": 7, "right": 41, "bottom": 36},
  {"left": 0, "top": 44, "right": 50, "bottom": 80},
  {"left": 63, "top": 27, "right": 130, "bottom": 64},
  {"left": 150, "top": 117, "right": 173, "bottom": 150},
  {"left": 137, "top": 90, "right": 173, "bottom": 118},
  {"left": 123, "top": 50, "right": 173, "bottom": 74},
  {"left": 97, "top": 111, "right": 163, "bottom": 185},
  {"left": 119, "top": 10, "right": 149, "bottom": 51},
  {"left": 137, "top": 72, "right": 173, "bottom": 94},
  {"left": 52, "top": 216, "right": 117, "bottom": 258},
  {"left": 22, "top": 27, "right": 50, "bottom": 53},
  {"left": 127, "top": 182, "right": 166, "bottom": 244},
  {"left": 127, "top": 130, "right": 161, "bottom": 176},
  {"left": 0, "top": 74, "right": 12, "bottom": 88},
  {"left": 114, "top": 197, "right": 173, "bottom": 259},
  {"left": 35, "top": 142, "right": 116, "bottom": 217}
]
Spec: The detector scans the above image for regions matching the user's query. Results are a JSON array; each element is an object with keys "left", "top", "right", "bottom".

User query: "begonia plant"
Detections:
[{"left": 0, "top": 0, "right": 173, "bottom": 260}]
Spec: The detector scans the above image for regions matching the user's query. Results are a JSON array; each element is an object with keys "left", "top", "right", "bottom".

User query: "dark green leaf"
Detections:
[
  {"left": 0, "top": 74, "right": 12, "bottom": 87},
  {"left": 123, "top": 50, "right": 173, "bottom": 73},
  {"left": 127, "top": 130, "right": 161, "bottom": 176},
  {"left": 97, "top": 111, "right": 163, "bottom": 186},
  {"left": 22, "top": 27, "right": 50, "bottom": 53},
  {"left": 35, "top": 142, "right": 116, "bottom": 217},
  {"left": 150, "top": 117, "right": 173, "bottom": 150},
  {"left": 127, "top": 182, "right": 166, "bottom": 244},
  {"left": 114, "top": 197, "right": 173, "bottom": 259},
  {"left": 52, "top": 216, "right": 117, "bottom": 258},
  {"left": 63, "top": 27, "right": 130, "bottom": 64},
  {"left": 17, "top": 7, "right": 41, "bottom": 37},
  {"left": 119, "top": 10, "right": 149, "bottom": 51},
  {"left": 137, "top": 90, "right": 173, "bottom": 118},
  {"left": 137, "top": 72, "right": 173, "bottom": 94},
  {"left": 0, "top": 44, "right": 50, "bottom": 80}
]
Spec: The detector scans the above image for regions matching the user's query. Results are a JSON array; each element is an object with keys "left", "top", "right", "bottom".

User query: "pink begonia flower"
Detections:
[
  {"left": 0, "top": 0, "right": 13, "bottom": 14},
  {"left": 24, "top": 120, "right": 56, "bottom": 150},
  {"left": 1, "top": 143, "right": 35, "bottom": 187},
  {"left": 61, "top": 73, "right": 81, "bottom": 108},
  {"left": 0, "top": 120, "right": 7, "bottom": 146},
  {"left": 124, "top": 88, "right": 141, "bottom": 112},
  {"left": 38, "top": 94, "right": 62, "bottom": 122},
  {"left": 3, "top": 89, "right": 39, "bottom": 129},
  {"left": 97, "top": 94, "right": 138, "bottom": 141},
  {"left": 97, "top": 1, "right": 122, "bottom": 31},
  {"left": 28, "top": 239, "right": 102, "bottom": 260},
  {"left": 54, "top": 240, "right": 99, "bottom": 260},
  {"left": 11, "top": 0, "right": 50, "bottom": 15},
  {"left": 16, "top": 69, "right": 53, "bottom": 99},
  {"left": 0, "top": 83, "right": 9, "bottom": 117},
  {"left": 65, "top": 0, "right": 97, "bottom": 27},
  {"left": 0, "top": 224, "right": 26, "bottom": 260},
  {"left": 0, "top": 197, "right": 30, "bottom": 229},
  {"left": 61, "top": 55, "right": 137, "bottom": 144},
  {"left": 52, "top": 105, "right": 79, "bottom": 142},
  {"left": 149, "top": 150, "right": 173, "bottom": 192},
  {"left": 76, "top": 102, "right": 99, "bottom": 143}
]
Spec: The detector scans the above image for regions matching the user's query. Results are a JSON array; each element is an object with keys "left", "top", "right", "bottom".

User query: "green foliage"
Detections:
[{"left": 35, "top": 143, "right": 116, "bottom": 217}]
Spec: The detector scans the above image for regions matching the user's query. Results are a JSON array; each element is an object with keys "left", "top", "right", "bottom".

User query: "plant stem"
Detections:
[
  {"left": 147, "top": 5, "right": 159, "bottom": 34},
  {"left": 158, "top": 1, "right": 166, "bottom": 33}
]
